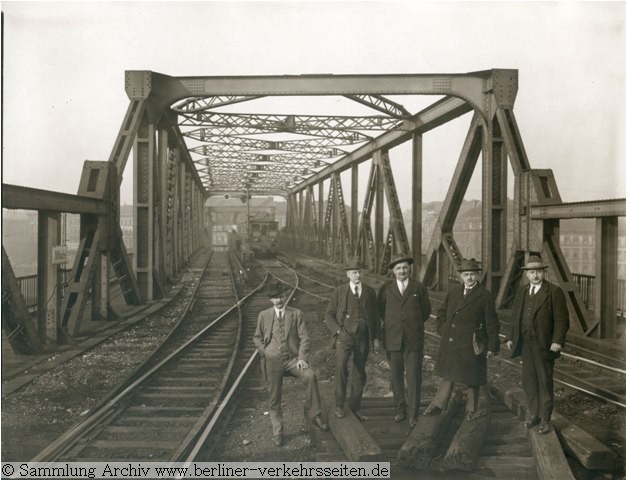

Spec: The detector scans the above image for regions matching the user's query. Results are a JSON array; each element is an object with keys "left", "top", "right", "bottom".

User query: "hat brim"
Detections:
[
  {"left": 388, "top": 257, "right": 414, "bottom": 269},
  {"left": 344, "top": 264, "right": 366, "bottom": 271},
  {"left": 457, "top": 267, "right": 482, "bottom": 272},
  {"left": 521, "top": 263, "right": 548, "bottom": 270}
]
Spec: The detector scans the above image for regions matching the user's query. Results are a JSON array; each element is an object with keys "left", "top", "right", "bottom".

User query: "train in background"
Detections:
[
  {"left": 213, "top": 217, "right": 279, "bottom": 261},
  {"left": 247, "top": 219, "right": 279, "bottom": 258}
]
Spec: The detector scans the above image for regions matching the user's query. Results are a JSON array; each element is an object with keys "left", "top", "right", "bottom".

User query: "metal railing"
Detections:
[
  {"left": 17, "top": 267, "right": 626, "bottom": 318},
  {"left": 16, "top": 269, "right": 72, "bottom": 312},
  {"left": 446, "top": 263, "right": 624, "bottom": 318}
]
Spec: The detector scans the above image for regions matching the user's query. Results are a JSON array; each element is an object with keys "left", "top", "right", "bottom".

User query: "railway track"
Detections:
[
  {"left": 26, "top": 252, "right": 622, "bottom": 477},
  {"left": 31, "top": 250, "right": 268, "bottom": 462},
  {"left": 274, "top": 254, "right": 622, "bottom": 475}
]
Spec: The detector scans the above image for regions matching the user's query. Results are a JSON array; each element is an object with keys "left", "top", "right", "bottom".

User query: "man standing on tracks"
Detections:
[
  {"left": 378, "top": 253, "right": 432, "bottom": 428},
  {"left": 254, "top": 282, "right": 328, "bottom": 447},
  {"left": 423, "top": 258, "right": 500, "bottom": 421},
  {"left": 325, "top": 257, "right": 381, "bottom": 421},
  {"left": 505, "top": 254, "right": 569, "bottom": 434}
]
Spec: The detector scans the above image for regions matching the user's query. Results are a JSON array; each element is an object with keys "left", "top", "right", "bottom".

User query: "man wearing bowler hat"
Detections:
[
  {"left": 505, "top": 254, "right": 569, "bottom": 434},
  {"left": 424, "top": 258, "right": 500, "bottom": 420},
  {"left": 325, "top": 257, "right": 381, "bottom": 420},
  {"left": 254, "top": 282, "right": 328, "bottom": 447},
  {"left": 377, "top": 253, "right": 431, "bottom": 428}
]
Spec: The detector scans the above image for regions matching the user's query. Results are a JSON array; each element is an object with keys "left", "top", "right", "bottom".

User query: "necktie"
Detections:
[
  {"left": 278, "top": 311, "right": 283, "bottom": 321},
  {"left": 530, "top": 286, "right": 536, "bottom": 296},
  {"left": 399, "top": 281, "right": 405, "bottom": 295},
  {"left": 354, "top": 285, "right": 360, "bottom": 298}
]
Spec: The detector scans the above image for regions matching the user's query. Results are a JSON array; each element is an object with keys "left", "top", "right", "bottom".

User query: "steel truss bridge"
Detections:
[{"left": 2, "top": 69, "right": 625, "bottom": 353}]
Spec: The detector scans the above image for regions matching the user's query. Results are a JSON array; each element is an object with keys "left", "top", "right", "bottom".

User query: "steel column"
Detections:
[
  {"left": 351, "top": 165, "right": 359, "bottom": 255},
  {"left": 594, "top": 217, "right": 618, "bottom": 338},
  {"left": 133, "top": 113, "right": 156, "bottom": 301},
  {"left": 412, "top": 133, "right": 423, "bottom": 276},
  {"left": 37, "top": 211, "right": 62, "bottom": 344},
  {"left": 374, "top": 153, "right": 384, "bottom": 273},
  {"left": 318, "top": 182, "right": 324, "bottom": 255},
  {"left": 481, "top": 113, "right": 508, "bottom": 294}
]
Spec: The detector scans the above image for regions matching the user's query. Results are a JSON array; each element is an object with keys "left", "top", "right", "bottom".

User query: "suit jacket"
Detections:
[
  {"left": 507, "top": 280, "right": 569, "bottom": 360},
  {"left": 324, "top": 283, "right": 381, "bottom": 345},
  {"left": 253, "top": 306, "right": 310, "bottom": 362},
  {"left": 434, "top": 283, "right": 500, "bottom": 385},
  {"left": 377, "top": 278, "right": 431, "bottom": 351}
]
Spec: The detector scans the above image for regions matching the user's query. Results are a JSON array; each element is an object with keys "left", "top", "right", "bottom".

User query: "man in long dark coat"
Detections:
[
  {"left": 325, "top": 257, "right": 381, "bottom": 420},
  {"left": 378, "top": 253, "right": 432, "bottom": 428},
  {"left": 424, "top": 258, "right": 500, "bottom": 420},
  {"left": 505, "top": 254, "right": 569, "bottom": 434}
]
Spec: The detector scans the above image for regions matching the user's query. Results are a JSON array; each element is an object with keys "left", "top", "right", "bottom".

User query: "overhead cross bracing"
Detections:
[
  {"left": 127, "top": 69, "right": 496, "bottom": 197},
  {"left": 176, "top": 108, "right": 407, "bottom": 194}
]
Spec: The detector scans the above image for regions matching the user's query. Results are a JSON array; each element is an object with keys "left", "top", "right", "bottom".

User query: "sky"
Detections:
[{"left": 2, "top": 1, "right": 625, "bottom": 208}]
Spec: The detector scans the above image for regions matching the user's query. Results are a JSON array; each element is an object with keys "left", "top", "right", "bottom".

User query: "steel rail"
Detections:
[
  {"left": 182, "top": 264, "right": 299, "bottom": 465},
  {"left": 424, "top": 321, "right": 626, "bottom": 410},
  {"left": 31, "top": 252, "right": 256, "bottom": 462}
]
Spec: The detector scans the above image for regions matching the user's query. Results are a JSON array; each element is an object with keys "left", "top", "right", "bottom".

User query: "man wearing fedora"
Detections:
[
  {"left": 324, "top": 257, "right": 381, "bottom": 420},
  {"left": 254, "top": 282, "right": 328, "bottom": 447},
  {"left": 424, "top": 258, "right": 500, "bottom": 420},
  {"left": 377, "top": 253, "right": 432, "bottom": 428},
  {"left": 505, "top": 254, "right": 569, "bottom": 434}
]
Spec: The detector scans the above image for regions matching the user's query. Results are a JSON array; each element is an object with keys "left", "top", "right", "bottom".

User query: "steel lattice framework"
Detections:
[
  {"left": 180, "top": 110, "right": 388, "bottom": 193},
  {"left": 3, "top": 69, "right": 624, "bottom": 350}
]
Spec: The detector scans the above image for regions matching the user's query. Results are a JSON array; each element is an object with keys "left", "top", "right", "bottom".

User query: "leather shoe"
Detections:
[
  {"left": 408, "top": 417, "right": 417, "bottom": 428},
  {"left": 352, "top": 410, "right": 368, "bottom": 422},
  {"left": 273, "top": 435, "right": 283, "bottom": 447},
  {"left": 524, "top": 416, "right": 540, "bottom": 429},
  {"left": 335, "top": 406, "right": 345, "bottom": 418},
  {"left": 423, "top": 405, "right": 442, "bottom": 416},
  {"left": 537, "top": 420, "right": 551, "bottom": 434},
  {"left": 312, "top": 414, "right": 328, "bottom": 431},
  {"left": 394, "top": 411, "right": 406, "bottom": 423}
]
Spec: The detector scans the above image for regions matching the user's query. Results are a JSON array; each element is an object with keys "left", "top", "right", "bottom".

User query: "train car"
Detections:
[{"left": 248, "top": 219, "right": 279, "bottom": 258}]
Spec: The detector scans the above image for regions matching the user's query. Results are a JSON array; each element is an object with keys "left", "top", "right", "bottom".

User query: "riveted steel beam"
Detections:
[
  {"left": 530, "top": 199, "right": 626, "bottom": 219},
  {"left": 2, "top": 184, "right": 109, "bottom": 215},
  {"left": 130, "top": 69, "right": 515, "bottom": 118},
  {"left": 292, "top": 96, "right": 472, "bottom": 193}
]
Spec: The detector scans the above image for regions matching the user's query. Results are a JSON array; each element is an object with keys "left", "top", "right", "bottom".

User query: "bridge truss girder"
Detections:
[{"left": 3, "top": 68, "right": 623, "bottom": 350}]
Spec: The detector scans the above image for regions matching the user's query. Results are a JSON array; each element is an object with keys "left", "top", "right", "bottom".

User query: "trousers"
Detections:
[
  {"left": 334, "top": 324, "right": 369, "bottom": 411},
  {"left": 265, "top": 356, "right": 322, "bottom": 437},
  {"left": 521, "top": 334, "right": 555, "bottom": 421},
  {"left": 387, "top": 341, "right": 424, "bottom": 418}
]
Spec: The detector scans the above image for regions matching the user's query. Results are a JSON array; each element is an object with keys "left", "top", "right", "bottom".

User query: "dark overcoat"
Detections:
[
  {"left": 324, "top": 283, "right": 381, "bottom": 346},
  {"left": 377, "top": 278, "right": 431, "bottom": 352},
  {"left": 434, "top": 283, "right": 500, "bottom": 386},
  {"left": 507, "top": 281, "right": 569, "bottom": 360}
]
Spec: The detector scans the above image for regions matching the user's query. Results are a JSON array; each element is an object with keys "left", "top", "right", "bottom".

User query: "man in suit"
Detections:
[
  {"left": 253, "top": 282, "right": 328, "bottom": 447},
  {"left": 505, "top": 255, "right": 569, "bottom": 434},
  {"left": 377, "top": 253, "right": 432, "bottom": 428},
  {"left": 424, "top": 258, "right": 500, "bottom": 420},
  {"left": 325, "top": 257, "right": 381, "bottom": 420}
]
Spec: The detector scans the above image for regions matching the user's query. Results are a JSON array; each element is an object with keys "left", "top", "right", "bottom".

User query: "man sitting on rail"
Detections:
[
  {"left": 324, "top": 257, "right": 381, "bottom": 421},
  {"left": 505, "top": 254, "right": 569, "bottom": 434},
  {"left": 254, "top": 282, "right": 328, "bottom": 447}
]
